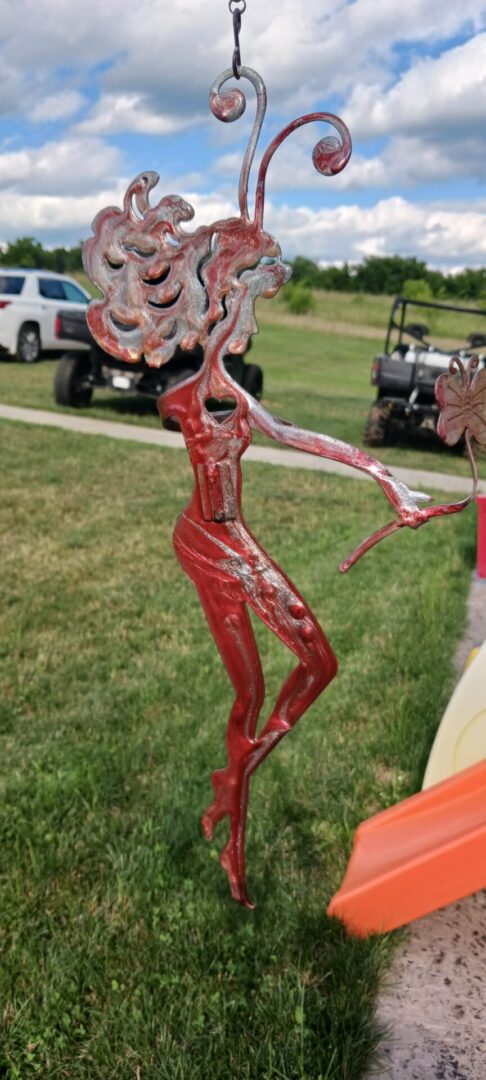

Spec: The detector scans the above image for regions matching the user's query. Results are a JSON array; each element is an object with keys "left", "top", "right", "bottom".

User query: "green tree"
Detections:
[
  {"left": 290, "top": 256, "right": 322, "bottom": 288},
  {"left": 319, "top": 262, "right": 352, "bottom": 291},
  {"left": 0, "top": 236, "right": 47, "bottom": 268},
  {"left": 442, "top": 268, "right": 486, "bottom": 302},
  {"left": 353, "top": 255, "right": 428, "bottom": 295},
  {"left": 0, "top": 237, "right": 84, "bottom": 273}
]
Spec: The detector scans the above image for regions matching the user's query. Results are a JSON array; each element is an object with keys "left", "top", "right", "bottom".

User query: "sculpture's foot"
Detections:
[
  {"left": 201, "top": 767, "right": 236, "bottom": 841},
  {"left": 220, "top": 839, "right": 255, "bottom": 910},
  {"left": 202, "top": 749, "right": 256, "bottom": 907}
]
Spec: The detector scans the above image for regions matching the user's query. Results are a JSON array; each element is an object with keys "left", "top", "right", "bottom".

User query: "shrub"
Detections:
[
  {"left": 282, "top": 282, "right": 315, "bottom": 315},
  {"left": 402, "top": 278, "right": 434, "bottom": 302}
]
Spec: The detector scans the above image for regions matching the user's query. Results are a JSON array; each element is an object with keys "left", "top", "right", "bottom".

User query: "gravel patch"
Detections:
[{"left": 369, "top": 575, "right": 486, "bottom": 1080}]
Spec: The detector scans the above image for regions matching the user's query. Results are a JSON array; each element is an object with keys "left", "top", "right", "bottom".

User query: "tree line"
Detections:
[
  {"left": 290, "top": 255, "right": 486, "bottom": 302},
  {"left": 0, "top": 236, "right": 84, "bottom": 274},
  {"left": 0, "top": 237, "right": 484, "bottom": 303}
]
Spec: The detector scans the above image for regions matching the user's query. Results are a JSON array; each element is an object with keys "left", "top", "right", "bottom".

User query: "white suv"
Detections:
[{"left": 0, "top": 268, "right": 91, "bottom": 362}]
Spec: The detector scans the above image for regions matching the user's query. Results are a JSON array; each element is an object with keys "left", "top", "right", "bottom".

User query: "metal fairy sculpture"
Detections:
[{"left": 83, "top": 53, "right": 485, "bottom": 907}]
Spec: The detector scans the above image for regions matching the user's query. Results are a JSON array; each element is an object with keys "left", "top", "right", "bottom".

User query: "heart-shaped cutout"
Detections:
[{"left": 204, "top": 396, "right": 237, "bottom": 423}]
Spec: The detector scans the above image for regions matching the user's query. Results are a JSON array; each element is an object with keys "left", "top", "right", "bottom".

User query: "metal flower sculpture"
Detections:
[
  {"left": 83, "top": 64, "right": 483, "bottom": 908},
  {"left": 436, "top": 355, "right": 486, "bottom": 448}
]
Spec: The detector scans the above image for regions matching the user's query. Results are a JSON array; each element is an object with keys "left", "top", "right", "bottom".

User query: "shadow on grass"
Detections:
[
  {"left": 385, "top": 422, "right": 466, "bottom": 461},
  {"left": 89, "top": 392, "right": 159, "bottom": 420}
]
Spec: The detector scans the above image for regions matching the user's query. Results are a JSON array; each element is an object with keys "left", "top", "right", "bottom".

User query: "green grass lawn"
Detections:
[
  {"left": 0, "top": 315, "right": 474, "bottom": 479},
  {"left": 272, "top": 288, "right": 485, "bottom": 344},
  {"left": 0, "top": 419, "right": 474, "bottom": 1079}
]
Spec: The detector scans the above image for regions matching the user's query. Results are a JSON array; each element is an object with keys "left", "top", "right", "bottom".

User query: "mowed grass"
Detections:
[
  {"left": 270, "top": 288, "right": 486, "bottom": 343},
  {"left": 0, "top": 420, "right": 474, "bottom": 1079},
  {"left": 0, "top": 314, "right": 474, "bottom": 478}
]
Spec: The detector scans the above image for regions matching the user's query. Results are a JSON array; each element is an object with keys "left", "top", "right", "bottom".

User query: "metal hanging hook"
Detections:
[{"left": 229, "top": 0, "right": 246, "bottom": 79}]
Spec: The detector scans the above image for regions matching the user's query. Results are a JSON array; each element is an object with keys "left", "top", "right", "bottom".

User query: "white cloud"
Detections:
[
  {"left": 0, "top": 62, "right": 24, "bottom": 116},
  {"left": 30, "top": 90, "right": 86, "bottom": 123},
  {"left": 262, "top": 196, "right": 486, "bottom": 268},
  {"left": 0, "top": 0, "right": 484, "bottom": 126},
  {"left": 77, "top": 93, "right": 203, "bottom": 136},
  {"left": 214, "top": 131, "right": 486, "bottom": 194},
  {"left": 0, "top": 188, "right": 124, "bottom": 240},
  {"left": 0, "top": 0, "right": 482, "bottom": 271},
  {"left": 0, "top": 137, "right": 122, "bottom": 196},
  {"left": 0, "top": 179, "right": 483, "bottom": 272},
  {"left": 213, "top": 28, "right": 486, "bottom": 194},
  {"left": 0, "top": 177, "right": 233, "bottom": 246},
  {"left": 214, "top": 141, "right": 389, "bottom": 195},
  {"left": 347, "top": 34, "right": 486, "bottom": 139},
  {"left": 243, "top": 0, "right": 486, "bottom": 112}
]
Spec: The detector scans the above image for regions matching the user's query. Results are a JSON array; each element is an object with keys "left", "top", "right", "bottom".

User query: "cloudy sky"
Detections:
[{"left": 0, "top": 0, "right": 485, "bottom": 269}]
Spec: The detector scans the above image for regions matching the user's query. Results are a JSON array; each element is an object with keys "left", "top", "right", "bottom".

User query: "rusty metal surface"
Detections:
[{"left": 83, "top": 66, "right": 484, "bottom": 908}]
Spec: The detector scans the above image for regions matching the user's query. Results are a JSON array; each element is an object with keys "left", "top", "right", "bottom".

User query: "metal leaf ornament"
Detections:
[{"left": 436, "top": 355, "right": 486, "bottom": 447}]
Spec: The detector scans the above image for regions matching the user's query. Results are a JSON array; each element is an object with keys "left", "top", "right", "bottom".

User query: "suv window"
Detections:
[
  {"left": 62, "top": 281, "right": 89, "bottom": 304},
  {"left": 0, "top": 274, "right": 25, "bottom": 294},
  {"left": 38, "top": 278, "right": 66, "bottom": 300},
  {"left": 38, "top": 277, "right": 89, "bottom": 303}
]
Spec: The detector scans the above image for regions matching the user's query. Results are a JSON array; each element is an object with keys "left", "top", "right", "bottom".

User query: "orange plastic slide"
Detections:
[{"left": 327, "top": 759, "right": 486, "bottom": 937}]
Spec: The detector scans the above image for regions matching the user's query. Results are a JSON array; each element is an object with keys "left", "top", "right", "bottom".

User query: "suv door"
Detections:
[{"left": 37, "top": 277, "right": 90, "bottom": 348}]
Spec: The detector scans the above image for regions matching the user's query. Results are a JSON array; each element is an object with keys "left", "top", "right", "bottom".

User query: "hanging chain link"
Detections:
[{"left": 228, "top": 0, "right": 246, "bottom": 79}]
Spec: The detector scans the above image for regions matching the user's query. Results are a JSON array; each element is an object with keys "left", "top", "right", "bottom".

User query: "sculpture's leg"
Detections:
[
  {"left": 174, "top": 524, "right": 337, "bottom": 905},
  {"left": 216, "top": 581, "right": 338, "bottom": 904},
  {"left": 199, "top": 575, "right": 337, "bottom": 906},
  {"left": 244, "top": 590, "right": 338, "bottom": 777},
  {"left": 194, "top": 579, "right": 265, "bottom": 907}
]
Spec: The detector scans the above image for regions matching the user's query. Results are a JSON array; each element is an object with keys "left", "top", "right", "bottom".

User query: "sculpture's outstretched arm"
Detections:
[{"left": 246, "top": 395, "right": 430, "bottom": 526}]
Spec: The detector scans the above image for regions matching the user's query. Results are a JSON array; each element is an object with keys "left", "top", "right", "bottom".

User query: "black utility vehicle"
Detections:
[
  {"left": 363, "top": 296, "right": 486, "bottom": 446},
  {"left": 53, "top": 308, "right": 263, "bottom": 409}
]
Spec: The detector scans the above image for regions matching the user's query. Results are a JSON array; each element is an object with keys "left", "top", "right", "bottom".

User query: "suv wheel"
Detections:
[
  {"left": 54, "top": 352, "right": 93, "bottom": 407},
  {"left": 17, "top": 323, "right": 41, "bottom": 363},
  {"left": 363, "top": 401, "right": 391, "bottom": 446},
  {"left": 242, "top": 363, "right": 263, "bottom": 399}
]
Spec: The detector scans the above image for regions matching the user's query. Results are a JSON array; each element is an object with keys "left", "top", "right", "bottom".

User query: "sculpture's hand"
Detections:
[
  {"left": 339, "top": 480, "right": 434, "bottom": 573},
  {"left": 378, "top": 474, "right": 432, "bottom": 529}
]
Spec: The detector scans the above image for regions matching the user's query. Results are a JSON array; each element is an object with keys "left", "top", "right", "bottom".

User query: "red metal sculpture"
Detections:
[{"left": 83, "top": 63, "right": 483, "bottom": 908}]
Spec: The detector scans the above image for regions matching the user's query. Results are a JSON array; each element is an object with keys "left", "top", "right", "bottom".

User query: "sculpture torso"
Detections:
[{"left": 159, "top": 370, "right": 251, "bottom": 525}]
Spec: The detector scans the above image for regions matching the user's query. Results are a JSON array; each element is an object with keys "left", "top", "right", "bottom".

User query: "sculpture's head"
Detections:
[
  {"left": 83, "top": 67, "right": 352, "bottom": 368},
  {"left": 83, "top": 172, "right": 288, "bottom": 368},
  {"left": 83, "top": 172, "right": 215, "bottom": 367}
]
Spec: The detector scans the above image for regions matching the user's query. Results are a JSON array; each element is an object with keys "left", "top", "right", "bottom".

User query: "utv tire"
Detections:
[
  {"left": 164, "top": 367, "right": 196, "bottom": 391},
  {"left": 363, "top": 401, "right": 391, "bottom": 446},
  {"left": 54, "top": 352, "right": 93, "bottom": 407},
  {"left": 17, "top": 323, "right": 41, "bottom": 363},
  {"left": 465, "top": 437, "right": 486, "bottom": 461},
  {"left": 242, "top": 363, "right": 263, "bottom": 399}
]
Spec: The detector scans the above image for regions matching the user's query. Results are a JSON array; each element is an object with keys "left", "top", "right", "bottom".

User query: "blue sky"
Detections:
[{"left": 0, "top": 0, "right": 484, "bottom": 270}]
